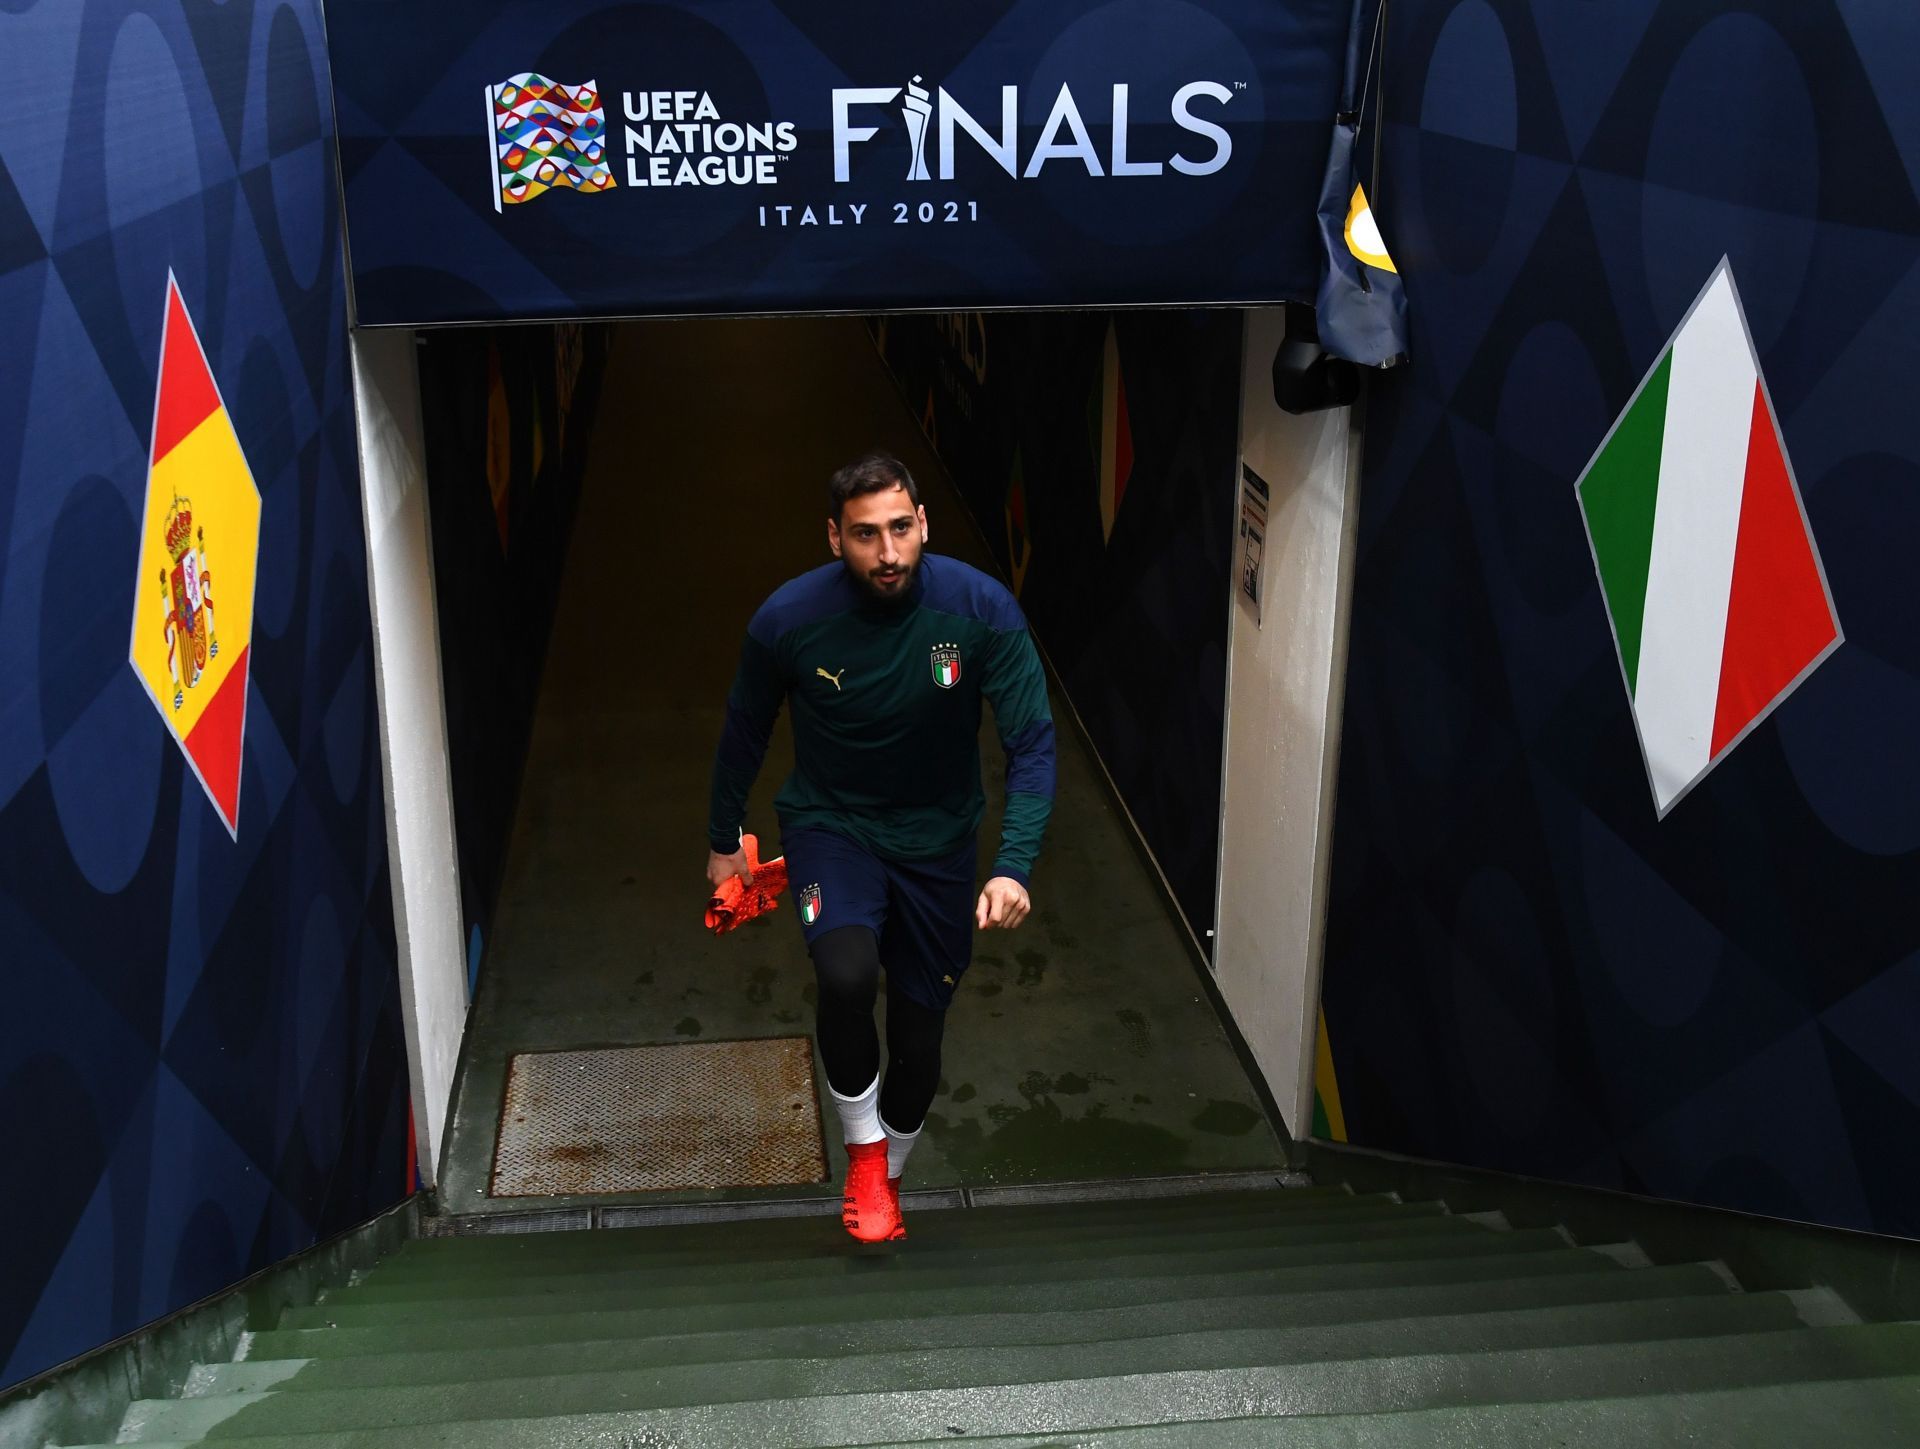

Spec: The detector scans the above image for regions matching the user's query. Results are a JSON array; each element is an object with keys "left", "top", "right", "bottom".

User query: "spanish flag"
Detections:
[{"left": 130, "top": 276, "right": 261, "bottom": 838}]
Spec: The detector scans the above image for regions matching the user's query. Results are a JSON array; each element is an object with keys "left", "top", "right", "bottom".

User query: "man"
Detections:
[{"left": 707, "top": 451, "right": 1056, "bottom": 1242}]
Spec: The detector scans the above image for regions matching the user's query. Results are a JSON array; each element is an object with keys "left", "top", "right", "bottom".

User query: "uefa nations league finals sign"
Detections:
[{"left": 326, "top": 0, "right": 1348, "bottom": 324}]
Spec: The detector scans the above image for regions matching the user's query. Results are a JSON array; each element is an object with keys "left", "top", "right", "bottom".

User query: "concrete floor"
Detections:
[{"left": 434, "top": 317, "right": 1284, "bottom": 1214}]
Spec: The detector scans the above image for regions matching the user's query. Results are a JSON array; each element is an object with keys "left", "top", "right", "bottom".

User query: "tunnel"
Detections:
[
  {"left": 9, "top": 0, "right": 1918, "bottom": 1437},
  {"left": 404, "top": 310, "right": 1294, "bottom": 1216}
]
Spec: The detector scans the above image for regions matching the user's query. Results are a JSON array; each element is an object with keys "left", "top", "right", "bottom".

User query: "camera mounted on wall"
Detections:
[{"left": 1272, "top": 301, "right": 1360, "bottom": 414}]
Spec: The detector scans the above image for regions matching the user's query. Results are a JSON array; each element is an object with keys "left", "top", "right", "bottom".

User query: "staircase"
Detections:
[{"left": 66, "top": 1184, "right": 1920, "bottom": 1446}]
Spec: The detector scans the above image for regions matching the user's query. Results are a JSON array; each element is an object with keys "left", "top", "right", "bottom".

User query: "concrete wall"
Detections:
[
  {"left": 1213, "top": 308, "right": 1363, "bottom": 1138},
  {"left": 350, "top": 330, "right": 467, "bottom": 1188}
]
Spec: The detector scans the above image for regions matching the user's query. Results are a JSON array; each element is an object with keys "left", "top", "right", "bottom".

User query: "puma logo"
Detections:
[{"left": 815, "top": 667, "right": 846, "bottom": 690}]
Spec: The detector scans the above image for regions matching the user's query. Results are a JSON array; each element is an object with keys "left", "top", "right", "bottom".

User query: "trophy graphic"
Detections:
[{"left": 902, "top": 75, "right": 933, "bottom": 181}]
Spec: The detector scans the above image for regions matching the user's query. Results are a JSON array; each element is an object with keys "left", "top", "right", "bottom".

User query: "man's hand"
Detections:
[
  {"left": 975, "top": 876, "right": 1031, "bottom": 930},
  {"left": 707, "top": 846, "right": 754, "bottom": 891}
]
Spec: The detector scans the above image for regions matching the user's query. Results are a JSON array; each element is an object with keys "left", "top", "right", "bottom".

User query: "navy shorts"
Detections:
[{"left": 781, "top": 826, "right": 976, "bottom": 1010}]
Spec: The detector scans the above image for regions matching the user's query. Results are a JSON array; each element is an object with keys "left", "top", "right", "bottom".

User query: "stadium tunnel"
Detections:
[
  {"left": 16, "top": 0, "right": 1920, "bottom": 1435},
  {"left": 331, "top": 0, "right": 1368, "bottom": 1222},
  {"left": 361, "top": 306, "right": 1358, "bottom": 1220}
]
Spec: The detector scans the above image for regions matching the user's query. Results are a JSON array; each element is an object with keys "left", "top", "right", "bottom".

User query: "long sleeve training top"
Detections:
[{"left": 709, "top": 554, "right": 1056, "bottom": 887}]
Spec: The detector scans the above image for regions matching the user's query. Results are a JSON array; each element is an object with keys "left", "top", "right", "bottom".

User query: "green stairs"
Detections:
[{"left": 62, "top": 1184, "right": 1920, "bottom": 1446}]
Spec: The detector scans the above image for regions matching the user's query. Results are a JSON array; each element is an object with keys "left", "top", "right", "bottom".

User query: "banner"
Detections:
[
  {"left": 1314, "top": 0, "right": 1408, "bottom": 366},
  {"left": 326, "top": 0, "right": 1348, "bottom": 325}
]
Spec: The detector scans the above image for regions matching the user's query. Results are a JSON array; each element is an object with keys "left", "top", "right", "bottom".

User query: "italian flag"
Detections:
[{"left": 1577, "top": 262, "right": 1841, "bottom": 818}]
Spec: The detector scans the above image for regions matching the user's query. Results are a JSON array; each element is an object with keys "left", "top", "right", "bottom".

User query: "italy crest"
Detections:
[
  {"left": 799, "top": 883, "right": 822, "bottom": 925},
  {"left": 130, "top": 275, "right": 262, "bottom": 839},
  {"left": 931, "top": 642, "right": 962, "bottom": 689}
]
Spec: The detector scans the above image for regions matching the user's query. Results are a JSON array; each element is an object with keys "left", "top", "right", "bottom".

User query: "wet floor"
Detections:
[{"left": 434, "top": 316, "right": 1284, "bottom": 1213}]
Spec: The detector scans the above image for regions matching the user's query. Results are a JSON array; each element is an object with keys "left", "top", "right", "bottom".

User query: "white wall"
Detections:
[
  {"left": 1213, "top": 307, "right": 1364, "bottom": 1138},
  {"left": 349, "top": 328, "right": 468, "bottom": 1187}
]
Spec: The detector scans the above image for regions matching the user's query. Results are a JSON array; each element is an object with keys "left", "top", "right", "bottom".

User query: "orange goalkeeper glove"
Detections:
[{"left": 704, "top": 832, "right": 790, "bottom": 934}]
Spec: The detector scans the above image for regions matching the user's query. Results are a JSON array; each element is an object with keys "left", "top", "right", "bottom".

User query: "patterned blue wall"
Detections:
[
  {"left": 0, "top": 1, "right": 407, "bottom": 1391},
  {"left": 1322, "top": 0, "right": 1920, "bottom": 1236}
]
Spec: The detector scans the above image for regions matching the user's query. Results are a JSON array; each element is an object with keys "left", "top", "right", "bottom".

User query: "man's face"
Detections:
[{"left": 829, "top": 484, "right": 928, "bottom": 600}]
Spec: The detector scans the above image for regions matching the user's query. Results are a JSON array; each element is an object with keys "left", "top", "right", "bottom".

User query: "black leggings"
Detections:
[{"left": 809, "top": 925, "right": 946, "bottom": 1134}]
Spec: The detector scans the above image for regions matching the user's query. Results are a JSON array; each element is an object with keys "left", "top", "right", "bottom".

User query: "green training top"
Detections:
[{"left": 708, "top": 554, "right": 1057, "bottom": 887}]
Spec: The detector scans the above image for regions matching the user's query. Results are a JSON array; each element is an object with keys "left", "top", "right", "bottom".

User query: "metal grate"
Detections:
[{"left": 490, "top": 1037, "right": 827, "bottom": 1197}]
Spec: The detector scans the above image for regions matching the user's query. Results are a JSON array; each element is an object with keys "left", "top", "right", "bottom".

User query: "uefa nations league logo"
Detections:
[{"left": 488, "top": 73, "right": 616, "bottom": 209}]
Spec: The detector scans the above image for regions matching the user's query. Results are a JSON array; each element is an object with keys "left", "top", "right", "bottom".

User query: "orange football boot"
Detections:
[{"left": 841, "top": 1140, "right": 905, "bottom": 1242}]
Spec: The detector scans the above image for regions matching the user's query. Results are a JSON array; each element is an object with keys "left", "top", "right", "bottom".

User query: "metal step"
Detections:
[
  {"left": 397, "top": 1186, "right": 1396, "bottom": 1257},
  {"left": 374, "top": 1197, "right": 1442, "bottom": 1281},
  {"left": 110, "top": 1327, "right": 1920, "bottom": 1446},
  {"left": 276, "top": 1228, "right": 1588, "bottom": 1330},
  {"left": 247, "top": 1247, "right": 1627, "bottom": 1357},
  {"left": 184, "top": 1293, "right": 1810, "bottom": 1414},
  {"left": 245, "top": 1255, "right": 1714, "bottom": 1365},
  {"left": 857, "top": 1375, "right": 1920, "bottom": 1446},
  {"left": 207, "top": 1276, "right": 1770, "bottom": 1392},
  {"left": 337, "top": 1212, "right": 1495, "bottom": 1303}
]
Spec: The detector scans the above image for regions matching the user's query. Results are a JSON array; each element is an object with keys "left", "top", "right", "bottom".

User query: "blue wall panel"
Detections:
[
  {"left": 1322, "top": 0, "right": 1920, "bottom": 1236},
  {"left": 0, "top": 1, "right": 405, "bottom": 1390}
]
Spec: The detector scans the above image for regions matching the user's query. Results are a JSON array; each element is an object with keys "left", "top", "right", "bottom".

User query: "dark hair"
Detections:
[{"left": 828, "top": 451, "right": 920, "bottom": 522}]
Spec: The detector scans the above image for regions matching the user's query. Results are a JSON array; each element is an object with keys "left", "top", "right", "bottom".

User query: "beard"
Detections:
[{"left": 845, "top": 555, "right": 916, "bottom": 603}]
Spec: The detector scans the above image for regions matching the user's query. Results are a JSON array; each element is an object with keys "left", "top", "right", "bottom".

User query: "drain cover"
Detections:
[{"left": 490, "top": 1037, "right": 828, "bottom": 1197}]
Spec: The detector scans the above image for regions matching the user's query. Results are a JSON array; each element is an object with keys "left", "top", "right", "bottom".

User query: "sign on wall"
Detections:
[
  {"left": 325, "top": 0, "right": 1347, "bottom": 325},
  {"left": 130, "top": 277, "right": 261, "bottom": 838},
  {"left": 1576, "top": 261, "right": 1842, "bottom": 819}
]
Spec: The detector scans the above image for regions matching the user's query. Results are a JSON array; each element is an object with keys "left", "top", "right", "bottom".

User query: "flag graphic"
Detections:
[
  {"left": 485, "top": 341, "right": 512, "bottom": 550},
  {"left": 931, "top": 644, "right": 962, "bottom": 689},
  {"left": 130, "top": 275, "right": 262, "bottom": 838},
  {"left": 1096, "top": 320, "right": 1132, "bottom": 544},
  {"left": 1312, "top": 1010, "right": 1347, "bottom": 1143},
  {"left": 1313, "top": 0, "right": 1409, "bottom": 368},
  {"left": 489, "top": 73, "right": 615, "bottom": 211},
  {"left": 1005, "top": 447, "right": 1031, "bottom": 597},
  {"left": 1576, "top": 261, "right": 1841, "bottom": 818},
  {"left": 1342, "top": 183, "right": 1396, "bottom": 275}
]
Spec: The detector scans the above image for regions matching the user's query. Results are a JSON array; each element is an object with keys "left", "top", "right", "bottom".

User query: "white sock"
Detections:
[
  {"left": 881, "top": 1116, "right": 920, "bottom": 1180},
  {"left": 828, "top": 1076, "right": 884, "bottom": 1146}
]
